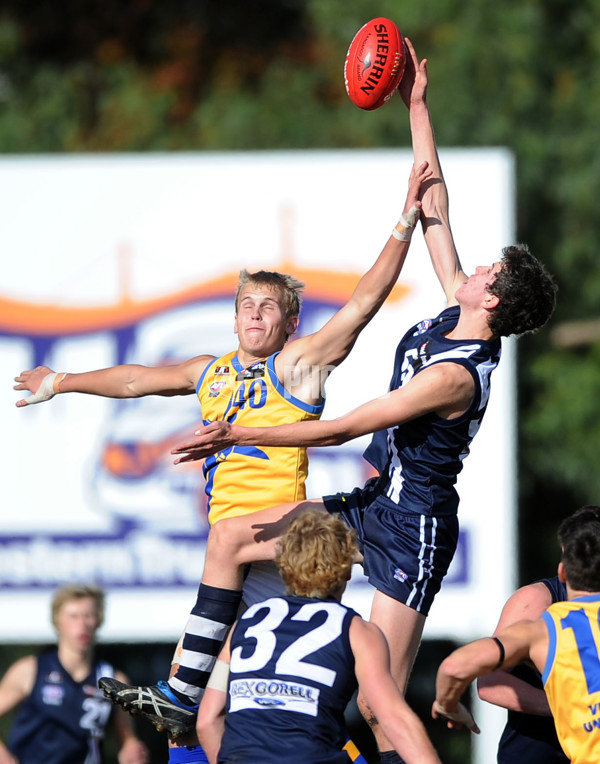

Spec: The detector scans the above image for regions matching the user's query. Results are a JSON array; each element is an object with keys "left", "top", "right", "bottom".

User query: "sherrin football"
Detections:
[{"left": 344, "top": 18, "right": 406, "bottom": 111}]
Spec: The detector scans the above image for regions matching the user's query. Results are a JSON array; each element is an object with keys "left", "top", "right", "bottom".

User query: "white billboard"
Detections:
[{"left": 0, "top": 150, "right": 515, "bottom": 633}]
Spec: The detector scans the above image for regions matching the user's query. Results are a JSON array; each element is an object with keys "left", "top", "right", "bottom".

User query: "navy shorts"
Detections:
[{"left": 323, "top": 478, "right": 459, "bottom": 617}]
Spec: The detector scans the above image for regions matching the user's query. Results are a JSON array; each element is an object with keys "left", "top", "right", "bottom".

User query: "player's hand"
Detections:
[
  {"left": 117, "top": 737, "right": 150, "bottom": 764},
  {"left": 403, "top": 160, "right": 431, "bottom": 216},
  {"left": 398, "top": 37, "right": 428, "bottom": 109},
  {"left": 172, "top": 421, "right": 234, "bottom": 464},
  {"left": 431, "top": 700, "right": 480, "bottom": 733},
  {"left": 13, "top": 366, "right": 57, "bottom": 407}
]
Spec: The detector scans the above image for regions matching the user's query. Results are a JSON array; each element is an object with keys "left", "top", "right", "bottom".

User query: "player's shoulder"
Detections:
[
  {"left": 1, "top": 653, "right": 38, "bottom": 695},
  {"left": 496, "top": 582, "right": 555, "bottom": 630},
  {"left": 349, "top": 615, "right": 385, "bottom": 645}
]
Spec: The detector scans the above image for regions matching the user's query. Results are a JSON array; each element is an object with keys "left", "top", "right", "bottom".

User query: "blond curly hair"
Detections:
[{"left": 276, "top": 511, "right": 357, "bottom": 599}]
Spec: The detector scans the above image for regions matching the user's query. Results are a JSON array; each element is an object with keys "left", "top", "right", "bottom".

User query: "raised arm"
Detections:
[
  {"left": 173, "top": 361, "right": 474, "bottom": 462},
  {"left": 477, "top": 582, "right": 554, "bottom": 715},
  {"left": 351, "top": 618, "right": 442, "bottom": 763},
  {"left": 14, "top": 355, "right": 213, "bottom": 408},
  {"left": 400, "top": 38, "right": 466, "bottom": 305},
  {"left": 274, "top": 159, "right": 431, "bottom": 388}
]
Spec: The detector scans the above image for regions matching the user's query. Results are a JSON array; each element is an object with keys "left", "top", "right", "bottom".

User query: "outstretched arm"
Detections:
[
  {"left": 274, "top": 159, "right": 431, "bottom": 395},
  {"left": 352, "top": 619, "right": 443, "bottom": 762},
  {"left": 14, "top": 355, "right": 213, "bottom": 407},
  {"left": 400, "top": 38, "right": 466, "bottom": 305},
  {"left": 173, "top": 361, "right": 474, "bottom": 462},
  {"left": 477, "top": 582, "right": 554, "bottom": 715}
]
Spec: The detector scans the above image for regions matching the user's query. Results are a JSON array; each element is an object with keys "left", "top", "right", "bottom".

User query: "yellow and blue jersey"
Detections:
[
  {"left": 197, "top": 350, "right": 324, "bottom": 525},
  {"left": 542, "top": 595, "right": 600, "bottom": 763}
]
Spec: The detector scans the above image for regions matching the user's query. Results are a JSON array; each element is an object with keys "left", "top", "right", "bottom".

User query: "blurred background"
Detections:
[{"left": 1, "top": 0, "right": 600, "bottom": 761}]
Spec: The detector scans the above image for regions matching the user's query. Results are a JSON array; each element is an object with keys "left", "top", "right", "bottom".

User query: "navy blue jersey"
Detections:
[
  {"left": 8, "top": 651, "right": 115, "bottom": 764},
  {"left": 497, "top": 576, "right": 568, "bottom": 764},
  {"left": 363, "top": 306, "right": 501, "bottom": 517},
  {"left": 219, "top": 595, "right": 359, "bottom": 764}
]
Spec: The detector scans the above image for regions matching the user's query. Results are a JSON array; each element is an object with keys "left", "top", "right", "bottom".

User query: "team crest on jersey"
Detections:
[
  {"left": 214, "top": 366, "right": 229, "bottom": 375},
  {"left": 209, "top": 380, "right": 228, "bottom": 397},
  {"left": 42, "top": 683, "right": 65, "bottom": 706},
  {"left": 414, "top": 318, "right": 433, "bottom": 335},
  {"left": 45, "top": 670, "right": 63, "bottom": 683},
  {"left": 236, "top": 361, "right": 265, "bottom": 381}
]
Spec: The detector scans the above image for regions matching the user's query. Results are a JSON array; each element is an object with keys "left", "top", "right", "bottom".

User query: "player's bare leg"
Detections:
[
  {"left": 202, "top": 499, "right": 327, "bottom": 589},
  {"left": 101, "top": 499, "right": 325, "bottom": 747},
  {"left": 358, "top": 591, "right": 426, "bottom": 759}
]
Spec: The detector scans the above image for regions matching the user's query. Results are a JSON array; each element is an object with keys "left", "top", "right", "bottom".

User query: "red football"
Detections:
[{"left": 344, "top": 18, "right": 406, "bottom": 111}]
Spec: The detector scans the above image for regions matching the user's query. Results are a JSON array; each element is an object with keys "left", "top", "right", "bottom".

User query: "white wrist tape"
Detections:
[
  {"left": 23, "top": 372, "right": 64, "bottom": 406},
  {"left": 206, "top": 659, "right": 230, "bottom": 693},
  {"left": 392, "top": 204, "right": 420, "bottom": 242}
]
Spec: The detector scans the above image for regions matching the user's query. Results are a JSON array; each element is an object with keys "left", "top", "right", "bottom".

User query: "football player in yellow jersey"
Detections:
[
  {"left": 14, "top": 160, "right": 432, "bottom": 753},
  {"left": 433, "top": 505, "right": 600, "bottom": 764}
]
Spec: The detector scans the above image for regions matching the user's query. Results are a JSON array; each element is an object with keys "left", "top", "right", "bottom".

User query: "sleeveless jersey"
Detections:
[
  {"left": 363, "top": 306, "right": 501, "bottom": 517},
  {"left": 219, "top": 595, "right": 359, "bottom": 764},
  {"left": 497, "top": 577, "right": 568, "bottom": 764},
  {"left": 197, "top": 351, "right": 323, "bottom": 525},
  {"left": 8, "top": 651, "right": 115, "bottom": 764},
  {"left": 542, "top": 594, "right": 600, "bottom": 763}
]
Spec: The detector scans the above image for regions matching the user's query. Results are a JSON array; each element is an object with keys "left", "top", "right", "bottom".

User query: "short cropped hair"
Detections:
[
  {"left": 487, "top": 245, "right": 557, "bottom": 337},
  {"left": 51, "top": 583, "right": 105, "bottom": 628},
  {"left": 558, "top": 505, "right": 600, "bottom": 592},
  {"left": 235, "top": 269, "right": 305, "bottom": 320},
  {"left": 276, "top": 511, "right": 357, "bottom": 599}
]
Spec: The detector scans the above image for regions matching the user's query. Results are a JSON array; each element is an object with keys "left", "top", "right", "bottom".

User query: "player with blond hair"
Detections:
[
  {"left": 0, "top": 584, "right": 148, "bottom": 764},
  {"left": 15, "top": 160, "right": 432, "bottom": 759},
  {"left": 196, "top": 511, "right": 442, "bottom": 764}
]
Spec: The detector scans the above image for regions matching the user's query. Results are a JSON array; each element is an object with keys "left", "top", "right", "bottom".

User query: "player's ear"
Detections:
[
  {"left": 557, "top": 561, "right": 567, "bottom": 583},
  {"left": 286, "top": 315, "right": 299, "bottom": 337},
  {"left": 234, "top": 314, "right": 239, "bottom": 335},
  {"left": 483, "top": 293, "right": 500, "bottom": 310}
]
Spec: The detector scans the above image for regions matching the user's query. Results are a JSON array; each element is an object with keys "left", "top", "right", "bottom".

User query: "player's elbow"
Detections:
[
  {"left": 439, "top": 653, "right": 474, "bottom": 684},
  {"left": 476, "top": 674, "right": 497, "bottom": 702}
]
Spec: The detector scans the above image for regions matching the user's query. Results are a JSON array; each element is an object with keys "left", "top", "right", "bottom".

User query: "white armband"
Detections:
[
  {"left": 391, "top": 204, "right": 421, "bottom": 242},
  {"left": 206, "top": 660, "right": 230, "bottom": 693},
  {"left": 22, "top": 372, "right": 66, "bottom": 406}
]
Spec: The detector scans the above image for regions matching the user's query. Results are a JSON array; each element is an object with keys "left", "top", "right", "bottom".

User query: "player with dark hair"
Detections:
[
  {"left": 0, "top": 584, "right": 148, "bottom": 764},
  {"left": 165, "top": 38, "right": 557, "bottom": 764},
  {"left": 477, "top": 576, "right": 568, "bottom": 763},
  {"left": 196, "top": 511, "right": 442, "bottom": 764},
  {"left": 433, "top": 505, "right": 600, "bottom": 764},
  {"left": 14, "top": 160, "right": 431, "bottom": 758}
]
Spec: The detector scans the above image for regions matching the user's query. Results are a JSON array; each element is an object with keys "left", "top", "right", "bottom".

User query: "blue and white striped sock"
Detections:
[{"left": 168, "top": 583, "right": 242, "bottom": 704}]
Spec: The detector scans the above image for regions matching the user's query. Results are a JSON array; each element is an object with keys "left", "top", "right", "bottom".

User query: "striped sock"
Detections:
[{"left": 168, "top": 583, "right": 242, "bottom": 704}]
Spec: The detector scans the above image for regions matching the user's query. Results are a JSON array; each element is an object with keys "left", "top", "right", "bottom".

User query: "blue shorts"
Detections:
[{"left": 323, "top": 479, "right": 459, "bottom": 617}]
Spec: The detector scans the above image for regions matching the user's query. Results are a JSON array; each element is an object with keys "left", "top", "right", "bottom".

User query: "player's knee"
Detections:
[{"left": 208, "top": 518, "right": 245, "bottom": 564}]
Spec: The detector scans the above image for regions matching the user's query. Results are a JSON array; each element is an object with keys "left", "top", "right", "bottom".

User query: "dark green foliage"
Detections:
[{"left": 1, "top": 0, "right": 600, "bottom": 587}]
